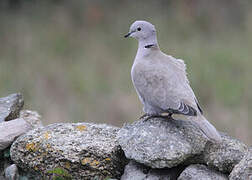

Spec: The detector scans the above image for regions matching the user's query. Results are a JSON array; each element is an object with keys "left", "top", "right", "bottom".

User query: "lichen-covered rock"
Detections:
[
  {"left": 229, "top": 148, "right": 252, "bottom": 180},
  {"left": 121, "top": 161, "right": 184, "bottom": 180},
  {"left": 10, "top": 123, "right": 128, "bottom": 179},
  {"left": 178, "top": 164, "right": 228, "bottom": 180},
  {"left": 203, "top": 133, "right": 248, "bottom": 173},
  {"left": 0, "top": 93, "right": 24, "bottom": 122},
  {"left": 118, "top": 118, "right": 208, "bottom": 168},
  {"left": 0, "top": 110, "right": 42, "bottom": 150}
]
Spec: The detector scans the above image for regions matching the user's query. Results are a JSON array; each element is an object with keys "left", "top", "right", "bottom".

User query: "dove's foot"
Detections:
[{"left": 141, "top": 113, "right": 173, "bottom": 122}]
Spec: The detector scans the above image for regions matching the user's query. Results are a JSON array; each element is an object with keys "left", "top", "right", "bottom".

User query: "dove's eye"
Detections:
[{"left": 137, "top": 27, "right": 141, "bottom": 31}]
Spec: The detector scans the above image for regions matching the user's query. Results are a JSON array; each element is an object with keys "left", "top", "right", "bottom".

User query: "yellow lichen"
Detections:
[
  {"left": 46, "top": 144, "right": 51, "bottom": 148},
  {"left": 76, "top": 125, "right": 87, "bottom": 131},
  {"left": 81, "top": 158, "right": 91, "bottom": 165},
  {"left": 105, "top": 158, "right": 111, "bottom": 161},
  {"left": 44, "top": 132, "right": 51, "bottom": 140},
  {"left": 65, "top": 162, "right": 71, "bottom": 169},
  {"left": 25, "top": 142, "right": 37, "bottom": 152},
  {"left": 90, "top": 160, "right": 100, "bottom": 167}
]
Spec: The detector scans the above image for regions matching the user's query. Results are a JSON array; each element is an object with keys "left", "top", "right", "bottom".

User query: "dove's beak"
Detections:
[{"left": 124, "top": 32, "right": 131, "bottom": 38}]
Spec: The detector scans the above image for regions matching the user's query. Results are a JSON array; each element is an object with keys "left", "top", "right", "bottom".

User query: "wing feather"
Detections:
[{"left": 132, "top": 54, "right": 200, "bottom": 116}]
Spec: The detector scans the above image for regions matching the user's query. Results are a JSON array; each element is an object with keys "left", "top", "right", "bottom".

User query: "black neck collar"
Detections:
[{"left": 144, "top": 44, "right": 155, "bottom": 49}]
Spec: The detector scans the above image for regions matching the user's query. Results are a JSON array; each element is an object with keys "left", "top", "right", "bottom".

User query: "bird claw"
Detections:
[{"left": 139, "top": 113, "right": 173, "bottom": 122}]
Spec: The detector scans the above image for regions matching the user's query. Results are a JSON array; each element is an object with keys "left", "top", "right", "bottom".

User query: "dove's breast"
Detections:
[
  {"left": 131, "top": 56, "right": 174, "bottom": 93},
  {"left": 131, "top": 54, "right": 199, "bottom": 114},
  {"left": 131, "top": 58, "right": 176, "bottom": 112}
]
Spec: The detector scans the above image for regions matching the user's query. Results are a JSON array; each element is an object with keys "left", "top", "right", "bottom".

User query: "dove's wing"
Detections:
[{"left": 132, "top": 53, "right": 201, "bottom": 116}]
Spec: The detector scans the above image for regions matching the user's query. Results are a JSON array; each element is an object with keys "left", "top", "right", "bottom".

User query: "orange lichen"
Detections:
[
  {"left": 90, "top": 160, "right": 100, "bottom": 167},
  {"left": 76, "top": 125, "right": 87, "bottom": 131},
  {"left": 81, "top": 158, "right": 100, "bottom": 167},
  {"left": 81, "top": 158, "right": 91, "bottom": 165},
  {"left": 105, "top": 158, "right": 111, "bottom": 161}
]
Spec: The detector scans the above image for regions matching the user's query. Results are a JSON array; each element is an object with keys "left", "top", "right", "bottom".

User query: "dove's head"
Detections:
[{"left": 124, "top": 20, "right": 157, "bottom": 41}]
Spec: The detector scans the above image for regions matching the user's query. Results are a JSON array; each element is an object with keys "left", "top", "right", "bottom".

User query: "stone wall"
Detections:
[{"left": 0, "top": 93, "right": 251, "bottom": 180}]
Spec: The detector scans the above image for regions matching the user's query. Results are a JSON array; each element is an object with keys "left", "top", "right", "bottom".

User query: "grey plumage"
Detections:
[{"left": 125, "top": 20, "right": 222, "bottom": 143}]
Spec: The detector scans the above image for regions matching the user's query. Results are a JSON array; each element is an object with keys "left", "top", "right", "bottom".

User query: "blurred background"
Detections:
[{"left": 0, "top": 0, "right": 251, "bottom": 144}]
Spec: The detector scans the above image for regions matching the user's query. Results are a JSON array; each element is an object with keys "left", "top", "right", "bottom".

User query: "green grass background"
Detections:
[{"left": 0, "top": 0, "right": 251, "bottom": 144}]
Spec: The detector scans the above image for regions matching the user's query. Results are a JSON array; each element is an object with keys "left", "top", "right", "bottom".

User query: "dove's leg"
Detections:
[{"left": 140, "top": 104, "right": 173, "bottom": 121}]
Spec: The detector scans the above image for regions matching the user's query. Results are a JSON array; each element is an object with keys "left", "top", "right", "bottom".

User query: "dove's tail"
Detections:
[{"left": 192, "top": 115, "right": 222, "bottom": 143}]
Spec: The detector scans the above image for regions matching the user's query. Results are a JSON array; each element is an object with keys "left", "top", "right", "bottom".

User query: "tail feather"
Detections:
[{"left": 192, "top": 115, "right": 222, "bottom": 143}]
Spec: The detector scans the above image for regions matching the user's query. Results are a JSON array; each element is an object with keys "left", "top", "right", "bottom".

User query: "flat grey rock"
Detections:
[
  {"left": 118, "top": 118, "right": 208, "bottom": 168},
  {"left": 4, "top": 164, "right": 19, "bottom": 180},
  {"left": 121, "top": 160, "right": 184, "bottom": 180},
  {"left": 178, "top": 164, "right": 228, "bottom": 180},
  {"left": 229, "top": 148, "right": 252, "bottom": 180},
  {"left": 203, "top": 133, "right": 248, "bottom": 173},
  {"left": 10, "top": 123, "right": 128, "bottom": 179},
  {"left": 0, "top": 110, "right": 42, "bottom": 150},
  {"left": 0, "top": 93, "right": 24, "bottom": 123}
]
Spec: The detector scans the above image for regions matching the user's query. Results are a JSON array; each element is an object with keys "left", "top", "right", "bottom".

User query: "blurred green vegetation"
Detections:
[{"left": 0, "top": 0, "right": 251, "bottom": 144}]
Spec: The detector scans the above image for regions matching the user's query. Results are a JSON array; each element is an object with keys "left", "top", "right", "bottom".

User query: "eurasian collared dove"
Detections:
[{"left": 124, "top": 20, "right": 222, "bottom": 143}]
